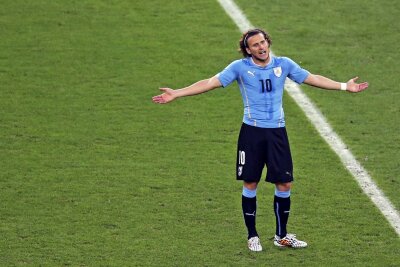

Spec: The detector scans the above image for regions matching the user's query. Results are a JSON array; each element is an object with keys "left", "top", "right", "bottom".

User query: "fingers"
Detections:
[
  {"left": 152, "top": 95, "right": 166, "bottom": 104},
  {"left": 152, "top": 87, "right": 176, "bottom": 104},
  {"left": 358, "top": 82, "right": 369, "bottom": 91},
  {"left": 348, "top": 81, "right": 369, "bottom": 93},
  {"left": 152, "top": 87, "right": 171, "bottom": 104},
  {"left": 346, "top": 77, "right": 369, "bottom": 93}
]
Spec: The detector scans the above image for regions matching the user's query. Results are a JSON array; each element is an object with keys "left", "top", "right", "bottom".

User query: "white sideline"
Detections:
[{"left": 217, "top": 0, "right": 400, "bottom": 236}]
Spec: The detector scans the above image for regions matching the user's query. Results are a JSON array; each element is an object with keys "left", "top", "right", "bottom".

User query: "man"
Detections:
[{"left": 152, "top": 28, "right": 368, "bottom": 252}]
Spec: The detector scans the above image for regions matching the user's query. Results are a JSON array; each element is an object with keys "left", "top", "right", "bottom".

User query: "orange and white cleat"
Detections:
[{"left": 274, "top": 234, "right": 308, "bottom": 248}]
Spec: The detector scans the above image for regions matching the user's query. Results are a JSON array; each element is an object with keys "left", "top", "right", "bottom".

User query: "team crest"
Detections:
[
  {"left": 238, "top": 166, "right": 243, "bottom": 176},
  {"left": 273, "top": 67, "right": 282, "bottom": 78}
]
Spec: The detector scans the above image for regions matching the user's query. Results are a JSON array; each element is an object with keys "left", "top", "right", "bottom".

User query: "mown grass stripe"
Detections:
[{"left": 217, "top": 0, "right": 400, "bottom": 236}]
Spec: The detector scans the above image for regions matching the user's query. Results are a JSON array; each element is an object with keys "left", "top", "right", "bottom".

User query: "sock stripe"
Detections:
[
  {"left": 242, "top": 187, "right": 257, "bottom": 198},
  {"left": 275, "top": 202, "right": 281, "bottom": 236},
  {"left": 275, "top": 189, "right": 290, "bottom": 198}
]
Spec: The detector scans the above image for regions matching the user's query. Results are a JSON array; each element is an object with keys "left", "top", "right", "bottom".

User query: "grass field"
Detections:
[{"left": 1, "top": 0, "right": 399, "bottom": 266}]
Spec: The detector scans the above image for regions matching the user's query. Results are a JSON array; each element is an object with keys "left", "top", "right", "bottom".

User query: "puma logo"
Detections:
[
  {"left": 245, "top": 211, "right": 256, "bottom": 216},
  {"left": 247, "top": 70, "right": 255, "bottom": 77}
]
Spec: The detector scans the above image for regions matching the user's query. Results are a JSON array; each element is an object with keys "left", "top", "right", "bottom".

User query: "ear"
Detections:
[{"left": 246, "top": 48, "right": 251, "bottom": 55}]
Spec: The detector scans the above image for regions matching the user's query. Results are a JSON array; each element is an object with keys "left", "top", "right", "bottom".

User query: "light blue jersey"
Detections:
[{"left": 217, "top": 56, "right": 309, "bottom": 128}]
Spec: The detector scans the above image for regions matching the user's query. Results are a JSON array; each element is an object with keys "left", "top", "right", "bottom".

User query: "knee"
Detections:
[
  {"left": 275, "top": 182, "right": 292, "bottom": 192},
  {"left": 243, "top": 181, "right": 258, "bottom": 190}
]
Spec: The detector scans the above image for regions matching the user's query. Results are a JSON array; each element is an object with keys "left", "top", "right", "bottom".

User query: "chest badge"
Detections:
[{"left": 273, "top": 67, "right": 282, "bottom": 78}]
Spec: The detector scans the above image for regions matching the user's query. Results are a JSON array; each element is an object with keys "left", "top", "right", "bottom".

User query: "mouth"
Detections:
[{"left": 259, "top": 50, "right": 267, "bottom": 55}]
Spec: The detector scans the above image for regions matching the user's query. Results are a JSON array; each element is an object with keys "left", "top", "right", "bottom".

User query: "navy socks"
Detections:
[
  {"left": 242, "top": 187, "right": 258, "bottom": 239},
  {"left": 274, "top": 189, "right": 291, "bottom": 238},
  {"left": 242, "top": 187, "right": 291, "bottom": 239}
]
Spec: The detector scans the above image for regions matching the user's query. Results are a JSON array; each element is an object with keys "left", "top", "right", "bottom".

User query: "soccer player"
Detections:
[{"left": 152, "top": 28, "right": 368, "bottom": 252}]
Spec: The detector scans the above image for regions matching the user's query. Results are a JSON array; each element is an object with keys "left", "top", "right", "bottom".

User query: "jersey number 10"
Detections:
[
  {"left": 238, "top": 150, "right": 246, "bottom": 165},
  {"left": 259, "top": 79, "right": 272, "bottom": 93}
]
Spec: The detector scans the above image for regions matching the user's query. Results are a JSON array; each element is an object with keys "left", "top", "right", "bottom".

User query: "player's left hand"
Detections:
[{"left": 346, "top": 77, "right": 369, "bottom": 93}]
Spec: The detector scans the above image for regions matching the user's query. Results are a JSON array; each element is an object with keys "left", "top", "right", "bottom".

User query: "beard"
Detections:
[{"left": 252, "top": 52, "right": 270, "bottom": 63}]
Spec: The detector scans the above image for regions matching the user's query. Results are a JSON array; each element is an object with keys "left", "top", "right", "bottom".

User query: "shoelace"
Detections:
[{"left": 270, "top": 233, "right": 297, "bottom": 241}]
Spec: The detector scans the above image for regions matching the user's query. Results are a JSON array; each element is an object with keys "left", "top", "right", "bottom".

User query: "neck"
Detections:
[{"left": 251, "top": 54, "right": 270, "bottom": 67}]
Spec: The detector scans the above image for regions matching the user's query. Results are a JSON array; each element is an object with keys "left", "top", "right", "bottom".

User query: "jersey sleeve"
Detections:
[
  {"left": 216, "top": 60, "right": 240, "bottom": 88},
  {"left": 284, "top": 57, "right": 310, "bottom": 84}
]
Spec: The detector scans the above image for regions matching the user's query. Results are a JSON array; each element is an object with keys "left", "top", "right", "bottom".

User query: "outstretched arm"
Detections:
[
  {"left": 152, "top": 75, "right": 222, "bottom": 104},
  {"left": 304, "top": 74, "right": 369, "bottom": 93}
]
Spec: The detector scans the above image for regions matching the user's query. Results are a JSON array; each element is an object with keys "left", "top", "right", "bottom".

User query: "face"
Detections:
[{"left": 245, "top": 33, "right": 270, "bottom": 65}]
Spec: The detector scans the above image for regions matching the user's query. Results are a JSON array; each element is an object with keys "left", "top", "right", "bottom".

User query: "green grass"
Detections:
[{"left": 1, "top": 0, "right": 399, "bottom": 266}]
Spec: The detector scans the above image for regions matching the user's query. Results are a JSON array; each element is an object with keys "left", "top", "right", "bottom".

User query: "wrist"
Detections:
[
  {"left": 340, "top": 83, "right": 347, "bottom": 91},
  {"left": 175, "top": 89, "right": 185, "bottom": 98}
]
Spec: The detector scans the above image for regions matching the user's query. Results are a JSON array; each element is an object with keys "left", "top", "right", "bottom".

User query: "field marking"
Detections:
[{"left": 217, "top": 0, "right": 400, "bottom": 236}]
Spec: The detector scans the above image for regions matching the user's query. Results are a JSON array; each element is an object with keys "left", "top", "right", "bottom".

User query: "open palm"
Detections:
[{"left": 152, "top": 88, "right": 176, "bottom": 104}]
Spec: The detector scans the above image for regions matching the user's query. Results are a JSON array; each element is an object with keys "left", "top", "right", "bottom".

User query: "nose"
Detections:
[{"left": 262, "top": 42, "right": 268, "bottom": 49}]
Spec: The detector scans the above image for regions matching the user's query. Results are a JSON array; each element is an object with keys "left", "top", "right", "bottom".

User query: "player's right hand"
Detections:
[{"left": 152, "top": 88, "right": 176, "bottom": 104}]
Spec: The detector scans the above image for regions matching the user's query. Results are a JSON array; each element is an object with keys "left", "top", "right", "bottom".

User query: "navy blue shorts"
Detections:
[{"left": 236, "top": 123, "right": 294, "bottom": 184}]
